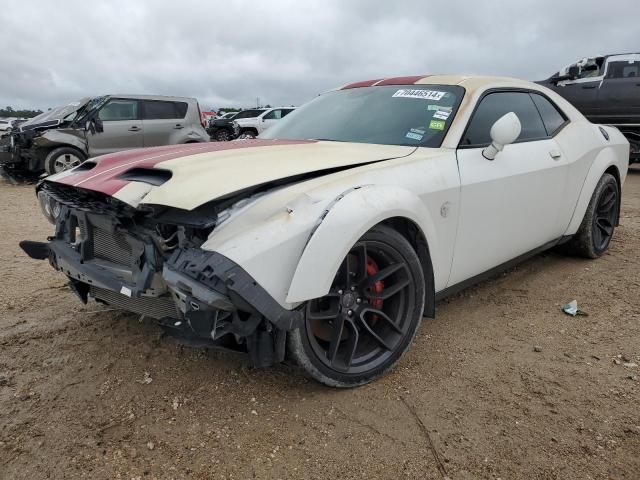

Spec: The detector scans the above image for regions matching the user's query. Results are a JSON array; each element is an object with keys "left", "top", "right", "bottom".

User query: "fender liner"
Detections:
[
  {"left": 564, "top": 147, "right": 625, "bottom": 235},
  {"left": 286, "top": 185, "right": 438, "bottom": 318}
]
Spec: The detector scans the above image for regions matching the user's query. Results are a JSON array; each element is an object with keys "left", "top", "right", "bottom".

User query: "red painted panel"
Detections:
[
  {"left": 340, "top": 79, "right": 384, "bottom": 89},
  {"left": 50, "top": 139, "right": 316, "bottom": 197},
  {"left": 374, "top": 75, "right": 430, "bottom": 86}
]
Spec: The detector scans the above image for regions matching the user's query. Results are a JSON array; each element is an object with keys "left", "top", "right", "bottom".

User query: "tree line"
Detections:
[{"left": 0, "top": 106, "right": 43, "bottom": 118}]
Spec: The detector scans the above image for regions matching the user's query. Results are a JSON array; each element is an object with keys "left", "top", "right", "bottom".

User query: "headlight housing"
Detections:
[{"left": 37, "top": 190, "right": 61, "bottom": 224}]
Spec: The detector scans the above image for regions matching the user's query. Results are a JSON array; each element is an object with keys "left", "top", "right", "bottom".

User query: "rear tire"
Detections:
[
  {"left": 287, "top": 225, "right": 426, "bottom": 387},
  {"left": 44, "top": 147, "right": 86, "bottom": 175},
  {"left": 565, "top": 173, "right": 619, "bottom": 258}
]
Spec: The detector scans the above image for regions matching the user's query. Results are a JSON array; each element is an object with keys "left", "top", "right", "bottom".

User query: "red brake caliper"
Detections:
[{"left": 366, "top": 257, "right": 384, "bottom": 315}]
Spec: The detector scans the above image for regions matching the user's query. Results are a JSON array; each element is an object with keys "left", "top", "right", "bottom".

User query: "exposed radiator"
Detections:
[
  {"left": 90, "top": 286, "right": 180, "bottom": 320},
  {"left": 92, "top": 226, "right": 134, "bottom": 265}
]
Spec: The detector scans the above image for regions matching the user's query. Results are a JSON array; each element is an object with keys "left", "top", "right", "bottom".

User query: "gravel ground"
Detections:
[{"left": 0, "top": 168, "right": 639, "bottom": 479}]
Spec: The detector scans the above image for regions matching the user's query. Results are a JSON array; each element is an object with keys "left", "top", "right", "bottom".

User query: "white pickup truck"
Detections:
[{"left": 236, "top": 107, "right": 296, "bottom": 138}]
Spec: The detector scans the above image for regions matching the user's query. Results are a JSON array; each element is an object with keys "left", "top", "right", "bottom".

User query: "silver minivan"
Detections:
[{"left": 0, "top": 94, "right": 210, "bottom": 174}]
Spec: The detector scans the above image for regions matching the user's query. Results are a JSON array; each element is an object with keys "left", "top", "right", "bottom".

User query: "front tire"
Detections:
[
  {"left": 215, "top": 129, "right": 231, "bottom": 141},
  {"left": 287, "top": 225, "right": 425, "bottom": 387},
  {"left": 565, "top": 173, "right": 619, "bottom": 258},
  {"left": 238, "top": 129, "right": 257, "bottom": 139},
  {"left": 44, "top": 147, "right": 86, "bottom": 175}
]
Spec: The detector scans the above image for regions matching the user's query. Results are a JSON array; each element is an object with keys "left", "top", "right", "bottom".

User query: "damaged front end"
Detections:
[{"left": 21, "top": 181, "right": 302, "bottom": 367}]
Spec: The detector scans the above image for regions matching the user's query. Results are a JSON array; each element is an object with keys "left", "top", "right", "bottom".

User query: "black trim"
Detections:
[
  {"left": 164, "top": 248, "right": 302, "bottom": 331},
  {"left": 435, "top": 236, "right": 570, "bottom": 302},
  {"left": 457, "top": 87, "right": 570, "bottom": 150}
]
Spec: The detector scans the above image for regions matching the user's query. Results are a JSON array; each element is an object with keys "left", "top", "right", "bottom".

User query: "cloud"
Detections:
[{"left": 0, "top": 0, "right": 638, "bottom": 111}]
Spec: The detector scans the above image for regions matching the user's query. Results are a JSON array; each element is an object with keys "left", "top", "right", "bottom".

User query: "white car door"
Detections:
[
  {"left": 448, "top": 90, "right": 569, "bottom": 286},
  {"left": 258, "top": 109, "right": 282, "bottom": 133}
]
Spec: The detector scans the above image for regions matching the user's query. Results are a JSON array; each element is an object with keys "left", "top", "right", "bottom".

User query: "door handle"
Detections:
[
  {"left": 174, "top": 124, "right": 184, "bottom": 129},
  {"left": 549, "top": 149, "right": 562, "bottom": 159},
  {"left": 581, "top": 85, "right": 597, "bottom": 89},
  {"left": 128, "top": 126, "right": 141, "bottom": 132}
]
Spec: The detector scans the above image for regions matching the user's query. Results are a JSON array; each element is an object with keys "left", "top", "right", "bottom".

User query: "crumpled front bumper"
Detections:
[
  {"left": 0, "top": 139, "right": 14, "bottom": 166},
  {"left": 164, "top": 248, "right": 301, "bottom": 331},
  {"left": 20, "top": 238, "right": 302, "bottom": 334}
]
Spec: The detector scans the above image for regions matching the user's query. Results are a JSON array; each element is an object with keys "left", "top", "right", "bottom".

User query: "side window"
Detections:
[
  {"left": 98, "top": 99, "right": 138, "bottom": 121},
  {"left": 143, "top": 101, "right": 182, "bottom": 119},
  {"left": 281, "top": 108, "right": 294, "bottom": 117},
  {"left": 234, "top": 110, "right": 262, "bottom": 119},
  {"left": 530, "top": 93, "right": 567, "bottom": 136},
  {"left": 461, "top": 92, "right": 547, "bottom": 146},
  {"left": 175, "top": 102, "right": 188, "bottom": 118},
  {"left": 606, "top": 61, "right": 640, "bottom": 79},
  {"left": 263, "top": 109, "right": 282, "bottom": 120}
]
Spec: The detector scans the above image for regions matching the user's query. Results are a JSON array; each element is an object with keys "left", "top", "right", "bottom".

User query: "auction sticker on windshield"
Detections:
[
  {"left": 429, "top": 119, "right": 446, "bottom": 131},
  {"left": 392, "top": 89, "right": 446, "bottom": 101}
]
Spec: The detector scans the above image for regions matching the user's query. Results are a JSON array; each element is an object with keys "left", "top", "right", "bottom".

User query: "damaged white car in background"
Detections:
[{"left": 21, "top": 75, "right": 628, "bottom": 387}]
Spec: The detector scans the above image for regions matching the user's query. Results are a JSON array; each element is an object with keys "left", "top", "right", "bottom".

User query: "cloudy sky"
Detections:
[{"left": 1, "top": 0, "right": 638, "bottom": 112}]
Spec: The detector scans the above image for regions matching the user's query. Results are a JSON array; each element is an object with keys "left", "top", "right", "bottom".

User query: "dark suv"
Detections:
[{"left": 538, "top": 53, "right": 640, "bottom": 163}]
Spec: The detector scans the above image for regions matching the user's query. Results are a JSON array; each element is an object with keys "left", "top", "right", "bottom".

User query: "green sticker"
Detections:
[{"left": 429, "top": 119, "right": 445, "bottom": 131}]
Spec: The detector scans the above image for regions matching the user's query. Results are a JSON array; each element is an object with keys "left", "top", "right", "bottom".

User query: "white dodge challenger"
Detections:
[{"left": 22, "top": 75, "right": 629, "bottom": 387}]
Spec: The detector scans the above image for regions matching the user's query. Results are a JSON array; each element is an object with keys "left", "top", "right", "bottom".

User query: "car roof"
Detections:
[
  {"left": 337, "top": 74, "right": 542, "bottom": 94},
  {"left": 109, "top": 94, "right": 197, "bottom": 102}
]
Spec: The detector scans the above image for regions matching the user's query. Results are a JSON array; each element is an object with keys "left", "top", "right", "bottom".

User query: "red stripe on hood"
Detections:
[
  {"left": 51, "top": 139, "right": 315, "bottom": 196},
  {"left": 341, "top": 79, "right": 384, "bottom": 89},
  {"left": 374, "top": 75, "right": 430, "bottom": 85}
]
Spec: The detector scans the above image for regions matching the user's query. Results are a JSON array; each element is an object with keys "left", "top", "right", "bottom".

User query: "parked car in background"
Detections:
[
  {"left": 207, "top": 108, "right": 265, "bottom": 141},
  {"left": 236, "top": 107, "right": 296, "bottom": 138},
  {"left": 22, "top": 75, "right": 628, "bottom": 386},
  {"left": 218, "top": 111, "right": 238, "bottom": 119},
  {"left": 538, "top": 53, "right": 640, "bottom": 163},
  {"left": 0, "top": 119, "right": 15, "bottom": 132},
  {"left": 11, "top": 118, "right": 28, "bottom": 129},
  {"left": 0, "top": 95, "right": 210, "bottom": 175}
]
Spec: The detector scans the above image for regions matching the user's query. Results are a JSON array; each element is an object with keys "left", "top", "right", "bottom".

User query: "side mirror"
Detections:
[{"left": 482, "top": 112, "right": 521, "bottom": 160}]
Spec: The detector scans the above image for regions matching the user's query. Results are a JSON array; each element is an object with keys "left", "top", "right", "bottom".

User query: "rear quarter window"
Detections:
[{"left": 530, "top": 93, "right": 567, "bottom": 136}]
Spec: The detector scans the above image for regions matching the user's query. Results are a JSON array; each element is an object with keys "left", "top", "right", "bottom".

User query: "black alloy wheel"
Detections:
[
  {"left": 215, "top": 129, "right": 231, "bottom": 141},
  {"left": 565, "top": 172, "right": 619, "bottom": 258},
  {"left": 592, "top": 182, "right": 618, "bottom": 252},
  {"left": 288, "top": 225, "right": 425, "bottom": 387}
]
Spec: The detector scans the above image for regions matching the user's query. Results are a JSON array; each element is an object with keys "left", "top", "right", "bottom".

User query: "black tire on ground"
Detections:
[
  {"left": 44, "top": 147, "right": 87, "bottom": 175},
  {"left": 215, "top": 129, "right": 232, "bottom": 141},
  {"left": 287, "top": 224, "right": 426, "bottom": 387},
  {"left": 565, "top": 172, "right": 619, "bottom": 258},
  {"left": 239, "top": 130, "right": 257, "bottom": 139}
]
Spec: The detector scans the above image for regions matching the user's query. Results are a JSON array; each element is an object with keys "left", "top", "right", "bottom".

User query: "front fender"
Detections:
[
  {"left": 33, "top": 129, "right": 88, "bottom": 153},
  {"left": 564, "top": 129, "right": 629, "bottom": 235},
  {"left": 286, "top": 184, "right": 438, "bottom": 304}
]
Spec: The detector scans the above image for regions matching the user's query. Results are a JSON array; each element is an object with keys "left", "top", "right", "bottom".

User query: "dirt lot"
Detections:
[{"left": 0, "top": 169, "right": 639, "bottom": 480}]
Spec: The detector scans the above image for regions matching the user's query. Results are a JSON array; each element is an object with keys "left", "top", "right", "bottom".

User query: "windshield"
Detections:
[
  {"left": 67, "top": 96, "right": 108, "bottom": 124},
  {"left": 20, "top": 98, "right": 92, "bottom": 128},
  {"left": 261, "top": 84, "right": 464, "bottom": 147}
]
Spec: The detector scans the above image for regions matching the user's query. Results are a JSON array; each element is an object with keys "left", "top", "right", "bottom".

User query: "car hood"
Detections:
[
  {"left": 45, "top": 139, "right": 416, "bottom": 210},
  {"left": 20, "top": 98, "right": 91, "bottom": 132}
]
